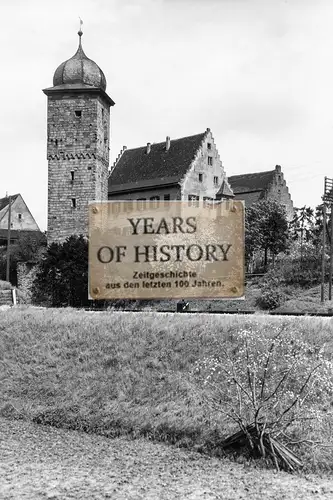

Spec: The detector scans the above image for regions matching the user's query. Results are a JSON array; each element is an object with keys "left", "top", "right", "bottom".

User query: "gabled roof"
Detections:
[
  {"left": 0, "top": 194, "right": 19, "bottom": 215},
  {"left": 108, "top": 132, "right": 207, "bottom": 193},
  {"left": 227, "top": 170, "right": 275, "bottom": 194},
  {"left": 215, "top": 180, "right": 234, "bottom": 199}
]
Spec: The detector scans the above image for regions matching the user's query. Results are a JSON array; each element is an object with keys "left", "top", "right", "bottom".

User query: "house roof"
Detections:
[
  {"left": 227, "top": 170, "right": 275, "bottom": 194},
  {"left": 108, "top": 132, "right": 207, "bottom": 192},
  {"left": 232, "top": 191, "right": 265, "bottom": 206},
  {"left": 0, "top": 194, "right": 19, "bottom": 213},
  {"left": 0, "top": 229, "right": 46, "bottom": 242},
  {"left": 215, "top": 180, "right": 234, "bottom": 199}
]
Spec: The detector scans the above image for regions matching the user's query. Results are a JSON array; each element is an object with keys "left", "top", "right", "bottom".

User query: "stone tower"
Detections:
[{"left": 43, "top": 29, "right": 115, "bottom": 244}]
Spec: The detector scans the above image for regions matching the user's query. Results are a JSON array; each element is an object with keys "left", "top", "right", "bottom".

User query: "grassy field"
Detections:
[
  {"left": 106, "top": 282, "right": 333, "bottom": 314},
  {"left": 1, "top": 307, "right": 333, "bottom": 473}
]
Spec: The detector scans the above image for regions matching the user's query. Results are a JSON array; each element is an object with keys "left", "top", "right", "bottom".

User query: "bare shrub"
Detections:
[{"left": 192, "top": 324, "right": 333, "bottom": 471}]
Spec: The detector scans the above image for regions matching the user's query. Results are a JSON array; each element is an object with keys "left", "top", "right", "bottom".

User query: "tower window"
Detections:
[
  {"left": 207, "top": 143, "right": 211, "bottom": 150},
  {"left": 198, "top": 173, "right": 203, "bottom": 182},
  {"left": 71, "top": 198, "right": 76, "bottom": 208},
  {"left": 75, "top": 110, "right": 82, "bottom": 118},
  {"left": 70, "top": 171, "right": 75, "bottom": 181},
  {"left": 214, "top": 176, "right": 219, "bottom": 185},
  {"left": 208, "top": 156, "right": 213, "bottom": 166}
]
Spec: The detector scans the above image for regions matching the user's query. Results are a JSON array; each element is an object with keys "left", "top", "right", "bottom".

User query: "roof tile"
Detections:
[
  {"left": 108, "top": 132, "right": 207, "bottom": 191},
  {"left": 0, "top": 194, "right": 19, "bottom": 213},
  {"left": 228, "top": 170, "right": 275, "bottom": 194}
]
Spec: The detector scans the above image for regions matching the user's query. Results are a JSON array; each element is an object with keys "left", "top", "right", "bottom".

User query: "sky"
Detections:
[{"left": 1, "top": 0, "right": 333, "bottom": 230}]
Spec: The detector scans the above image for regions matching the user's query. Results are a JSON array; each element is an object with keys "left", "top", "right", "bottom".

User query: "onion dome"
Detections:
[{"left": 53, "top": 30, "right": 106, "bottom": 91}]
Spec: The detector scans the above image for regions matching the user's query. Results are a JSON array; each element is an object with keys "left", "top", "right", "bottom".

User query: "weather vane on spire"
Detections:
[{"left": 78, "top": 17, "right": 83, "bottom": 37}]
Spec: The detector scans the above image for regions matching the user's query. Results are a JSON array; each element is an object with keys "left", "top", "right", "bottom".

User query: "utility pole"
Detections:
[
  {"left": 322, "top": 177, "right": 333, "bottom": 302},
  {"left": 328, "top": 202, "right": 333, "bottom": 300},
  {"left": 6, "top": 194, "right": 11, "bottom": 283},
  {"left": 321, "top": 202, "right": 326, "bottom": 302}
]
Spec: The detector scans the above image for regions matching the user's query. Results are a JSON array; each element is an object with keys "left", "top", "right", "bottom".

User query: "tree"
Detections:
[
  {"left": 0, "top": 232, "right": 46, "bottom": 285},
  {"left": 245, "top": 200, "right": 290, "bottom": 270},
  {"left": 289, "top": 206, "right": 314, "bottom": 242},
  {"left": 32, "top": 235, "right": 90, "bottom": 307},
  {"left": 289, "top": 206, "right": 316, "bottom": 264}
]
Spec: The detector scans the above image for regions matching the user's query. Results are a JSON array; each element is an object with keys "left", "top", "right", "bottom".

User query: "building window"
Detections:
[
  {"left": 208, "top": 156, "right": 213, "bottom": 166},
  {"left": 188, "top": 194, "right": 199, "bottom": 206},
  {"left": 150, "top": 195, "right": 160, "bottom": 208},
  {"left": 198, "top": 173, "right": 203, "bottom": 182},
  {"left": 207, "top": 143, "right": 211, "bottom": 150},
  {"left": 75, "top": 110, "right": 82, "bottom": 118},
  {"left": 203, "top": 197, "right": 213, "bottom": 203},
  {"left": 214, "top": 176, "right": 218, "bottom": 185},
  {"left": 137, "top": 198, "right": 146, "bottom": 210},
  {"left": 18, "top": 213, "right": 22, "bottom": 221},
  {"left": 70, "top": 171, "right": 75, "bottom": 181},
  {"left": 71, "top": 198, "right": 76, "bottom": 209},
  {"left": 164, "top": 194, "right": 170, "bottom": 201}
]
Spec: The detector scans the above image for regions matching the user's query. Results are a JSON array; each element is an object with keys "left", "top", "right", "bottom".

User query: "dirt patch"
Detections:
[{"left": 1, "top": 417, "right": 333, "bottom": 500}]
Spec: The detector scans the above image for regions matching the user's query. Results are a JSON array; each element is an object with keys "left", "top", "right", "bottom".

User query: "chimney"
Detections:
[
  {"left": 166, "top": 136, "right": 170, "bottom": 151},
  {"left": 146, "top": 142, "right": 151, "bottom": 154},
  {"left": 275, "top": 165, "right": 281, "bottom": 173}
]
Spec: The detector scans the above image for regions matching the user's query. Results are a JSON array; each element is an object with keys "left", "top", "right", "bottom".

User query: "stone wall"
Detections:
[
  {"left": 17, "top": 261, "right": 39, "bottom": 298},
  {"left": 47, "top": 93, "right": 111, "bottom": 244},
  {"left": 0, "top": 290, "right": 12, "bottom": 306}
]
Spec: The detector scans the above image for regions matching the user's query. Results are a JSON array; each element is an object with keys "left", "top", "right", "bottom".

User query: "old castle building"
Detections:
[
  {"left": 228, "top": 165, "right": 294, "bottom": 220},
  {"left": 44, "top": 31, "right": 294, "bottom": 244},
  {"left": 108, "top": 129, "right": 234, "bottom": 203},
  {"left": 43, "top": 30, "right": 114, "bottom": 244}
]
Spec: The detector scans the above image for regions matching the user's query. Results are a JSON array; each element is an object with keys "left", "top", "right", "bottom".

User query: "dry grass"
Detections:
[
  {"left": 275, "top": 284, "right": 333, "bottom": 314},
  {"left": 0, "top": 307, "right": 332, "bottom": 472}
]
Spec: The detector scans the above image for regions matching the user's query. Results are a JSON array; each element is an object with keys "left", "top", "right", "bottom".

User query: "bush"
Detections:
[
  {"left": 256, "top": 286, "right": 285, "bottom": 310},
  {"left": 32, "top": 235, "right": 89, "bottom": 307},
  {"left": 192, "top": 324, "right": 333, "bottom": 471},
  {"left": 272, "top": 242, "right": 328, "bottom": 288}
]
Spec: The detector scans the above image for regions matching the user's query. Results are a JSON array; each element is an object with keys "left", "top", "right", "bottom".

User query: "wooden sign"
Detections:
[{"left": 88, "top": 200, "right": 244, "bottom": 300}]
